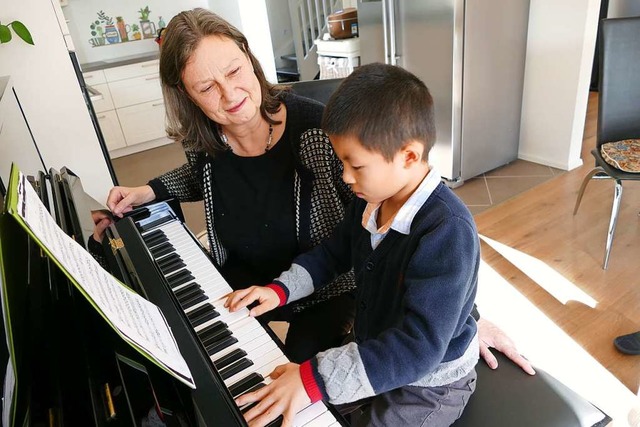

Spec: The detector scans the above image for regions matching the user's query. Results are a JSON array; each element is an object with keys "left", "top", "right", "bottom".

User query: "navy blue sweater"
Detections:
[{"left": 274, "top": 182, "right": 479, "bottom": 404}]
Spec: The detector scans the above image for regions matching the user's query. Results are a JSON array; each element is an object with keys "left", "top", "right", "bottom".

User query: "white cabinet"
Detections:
[
  {"left": 118, "top": 100, "right": 166, "bottom": 145},
  {"left": 108, "top": 74, "right": 162, "bottom": 109},
  {"left": 85, "top": 59, "right": 170, "bottom": 157},
  {"left": 96, "top": 110, "right": 126, "bottom": 150}
]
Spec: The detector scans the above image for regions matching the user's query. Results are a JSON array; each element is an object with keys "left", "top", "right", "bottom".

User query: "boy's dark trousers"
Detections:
[{"left": 340, "top": 369, "right": 477, "bottom": 427}]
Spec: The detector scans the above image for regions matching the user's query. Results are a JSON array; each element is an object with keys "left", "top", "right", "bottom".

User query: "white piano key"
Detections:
[
  {"left": 292, "top": 402, "right": 328, "bottom": 427},
  {"left": 300, "top": 410, "right": 336, "bottom": 427}
]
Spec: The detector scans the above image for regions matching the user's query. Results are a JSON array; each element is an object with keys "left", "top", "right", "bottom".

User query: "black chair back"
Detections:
[
  {"left": 598, "top": 17, "right": 640, "bottom": 147},
  {"left": 289, "top": 78, "right": 344, "bottom": 106}
]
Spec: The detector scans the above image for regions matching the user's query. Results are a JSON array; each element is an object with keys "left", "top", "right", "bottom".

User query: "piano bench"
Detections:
[{"left": 453, "top": 353, "right": 610, "bottom": 427}]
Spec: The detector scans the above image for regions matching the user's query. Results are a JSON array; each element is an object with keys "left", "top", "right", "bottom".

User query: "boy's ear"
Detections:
[{"left": 401, "top": 140, "right": 425, "bottom": 167}]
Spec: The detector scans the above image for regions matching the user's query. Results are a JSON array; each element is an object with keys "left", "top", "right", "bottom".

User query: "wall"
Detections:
[
  {"left": 266, "top": 0, "right": 294, "bottom": 69},
  {"left": 63, "top": 0, "right": 278, "bottom": 72},
  {"left": 63, "top": 0, "right": 207, "bottom": 64},
  {"left": 608, "top": 0, "right": 640, "bottom": 17},
  {"left": 518, "top": 0, "right": 601, "bottom": 170},
  {"left": 0, "top": 0, "right": 114, "bottom": 203}
]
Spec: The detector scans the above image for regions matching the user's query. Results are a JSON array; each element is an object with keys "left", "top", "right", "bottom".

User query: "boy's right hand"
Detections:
[
  {"left": 225, "top": 286, "right": 280, "bottom": 317},
  {"left": 106, "top": 185, "right": 156, "bottom": 218}
]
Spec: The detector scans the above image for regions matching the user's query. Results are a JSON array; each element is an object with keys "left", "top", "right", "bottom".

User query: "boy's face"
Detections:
[{"left": 331, "top": 134, "right": 412, "bottom": 205}]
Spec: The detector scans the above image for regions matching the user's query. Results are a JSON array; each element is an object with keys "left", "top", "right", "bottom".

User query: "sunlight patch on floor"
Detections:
[
  {"left": 477, "top": 260, "right": 639, "bottom": 425},
  {"left": 479, "top": 234, "right": 598, "bottom": 308}
]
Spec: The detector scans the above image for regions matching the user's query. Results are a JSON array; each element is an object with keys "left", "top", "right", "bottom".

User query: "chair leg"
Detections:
[
  {"left": 602, "top": 180, "right": 623, "bottom": 270},
  {"left": 573, "top": 167, "right": 605, "bottom": 215}
]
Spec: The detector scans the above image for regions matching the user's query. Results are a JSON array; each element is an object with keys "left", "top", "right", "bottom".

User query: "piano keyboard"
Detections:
[{"left": 140, "top": 217, "right": 341, "bottom": 427}]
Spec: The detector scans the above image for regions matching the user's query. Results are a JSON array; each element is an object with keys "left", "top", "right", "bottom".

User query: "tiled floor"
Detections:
[{"left": 452, "top": 159, "right": 565, "bottom": 215}]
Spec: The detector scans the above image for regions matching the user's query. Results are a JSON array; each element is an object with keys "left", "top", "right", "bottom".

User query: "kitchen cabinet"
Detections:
[{"left": 84, "top": 59, "right": 170, "bottom": 157}]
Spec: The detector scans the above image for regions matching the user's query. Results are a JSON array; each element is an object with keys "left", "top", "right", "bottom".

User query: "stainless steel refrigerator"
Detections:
[{"left": 358, "top": 0, "right": 530, "bottom": 184}]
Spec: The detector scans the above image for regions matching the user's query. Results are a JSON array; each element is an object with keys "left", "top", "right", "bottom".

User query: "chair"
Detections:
[
  {"left": 453, "top": 353, "right": 609, "bottom": 427},
  {"left": 289, "top": 78, "right": 344, "bottom": 105},
  {"left": 573, "top": 16, "right": 640, "bottom": 269}
]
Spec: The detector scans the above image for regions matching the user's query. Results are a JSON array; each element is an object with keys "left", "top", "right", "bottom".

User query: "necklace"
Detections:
[{"left": 220, "top": 123, "right": 274, "bottom": 153}]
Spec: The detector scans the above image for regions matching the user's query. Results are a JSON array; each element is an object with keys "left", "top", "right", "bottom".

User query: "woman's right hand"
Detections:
[{"left": 106, "top": 185, "right": 156, "bottom": 218}]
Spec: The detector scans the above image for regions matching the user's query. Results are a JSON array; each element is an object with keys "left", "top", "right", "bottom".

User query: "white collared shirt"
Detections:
[{"left": 362, "top": 167, "right": 441, "bottom": 249}]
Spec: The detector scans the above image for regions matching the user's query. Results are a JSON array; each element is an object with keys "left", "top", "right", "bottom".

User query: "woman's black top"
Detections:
[{"left": 211, "top": 124, "right": 298, "bottom": 289}]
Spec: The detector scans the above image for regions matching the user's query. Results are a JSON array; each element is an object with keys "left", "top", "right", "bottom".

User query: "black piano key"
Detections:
[
  {"left": 157, "top": 252, "right": 181, "bottom": 267},
  {"left": 139, "top": 214, "right": 173, "bottom": 232},
  {"left": 206, "top": 335, "right": 238, "bottom": 356},
  {"left": 213, "top": 348, "right": 247, "bottom": 370},
  {"left": 160, "top": 260, "right": 187, "bottom": 276},
  {"left": 202, "top": 328, "right": 233, "bottom": 349},
  {"left": 229, "top": 373, "right": 264, "bottom": 398},
  {"left": 145, "top": 233, "right": 168, "bottom": 248},
  {"left": 220, "top": 358, "right": 254, "bottom": 381},
  {"left": 177, "top": 289, "right": 205, "bottom": 307},
  {"left": 180, "top": 293, "right": 208, "bottom": 310},
  {"left": 174, "top": 282, "right": 203, "bottom": 301},
  {"left": 266, "top": 415, "right": 284, "bottom": 427},
  {"left": 142, "top": 229, "right": 165, "bottom": 244},
  {"left": 197, "top": 321, "right": 228, "bottom": 342},
  {"left": 151, "top": 242, "right": 175, "bottom": 258},
  {"left": 166, "top": 269, "right": 195, "bottom": 288},
  {"left": 159, "top": 257, "right": 186, "bottom": 274},
  {"left": 187, "top": 304, "right": 220, "bottom": 327}
]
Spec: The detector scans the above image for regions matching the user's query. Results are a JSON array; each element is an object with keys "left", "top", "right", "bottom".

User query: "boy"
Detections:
[{"left": 225, "top": 63, "right": 479, "bottom": 427}]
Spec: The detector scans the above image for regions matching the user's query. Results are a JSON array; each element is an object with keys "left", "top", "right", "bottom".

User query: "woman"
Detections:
[
  {"left": 100, "top": 8, "right": 533, "bottom": 374},
  {"left": 102, "top": 8, "right": 355, "bottom": 362}
]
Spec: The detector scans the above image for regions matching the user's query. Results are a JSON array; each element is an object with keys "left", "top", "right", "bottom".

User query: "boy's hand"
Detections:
[
  {"left": 235, "top": 363, "right": 310, "bottom": 427},
  {"left": 478, "top": 318, "right": 536, "bottom": 375},
  {"left": 224, "top": 286, "right": 280, "bottom": 317}
]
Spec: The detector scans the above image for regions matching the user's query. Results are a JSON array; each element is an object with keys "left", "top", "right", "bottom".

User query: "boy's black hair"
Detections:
[{"left": 322, "top": 63, "right": 436, "bottom": 161}]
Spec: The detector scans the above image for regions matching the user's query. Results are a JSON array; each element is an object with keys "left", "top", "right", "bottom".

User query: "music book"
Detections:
[{"left": 0, "top": 164, "right": 195, "bottom": 426}]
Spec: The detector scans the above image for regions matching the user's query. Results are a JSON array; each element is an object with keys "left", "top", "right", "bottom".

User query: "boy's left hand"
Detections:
[
  {"left": 224, "top": 286, "right": 280, "bottom": 317},
  {"left": 235, "top": 362, "right": 311, "bottom": 427}
]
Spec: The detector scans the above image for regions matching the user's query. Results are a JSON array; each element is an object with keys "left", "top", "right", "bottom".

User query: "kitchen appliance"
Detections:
[
  {"left": 328, "top": 8, "right": 359, "bottom": 39},
  {"left": 358, "top": 0, "right": 530, "bottom": 184}
]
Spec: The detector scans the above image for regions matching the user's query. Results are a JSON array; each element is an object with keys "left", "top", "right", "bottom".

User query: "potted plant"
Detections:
[
  {"left": 131, "top": 24, "right": 141, "bottom": 40},
  {"left": 97, "top": 10, "right": 119, "bottom": 44},
  {"left": 138, "top": 6, "right": 156, "bottom": 39},
  {"left": 0, "top": 20, "right": 33, "bottom": 45},
  {"left": 89, "top": 20, "right": 105, "bottom": 47}
]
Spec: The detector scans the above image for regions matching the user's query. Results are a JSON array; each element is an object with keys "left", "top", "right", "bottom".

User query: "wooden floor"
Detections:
[{"left": 475, "top": 91, "right": 640, "bottom": 398}]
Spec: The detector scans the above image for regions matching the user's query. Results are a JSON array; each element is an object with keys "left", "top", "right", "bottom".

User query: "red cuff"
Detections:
[
  {"left": 299, "top": 360, "right": 323, "bottom": 403},
  {"left": 265, "top": 283, "right": 287, "bottom": 306}
]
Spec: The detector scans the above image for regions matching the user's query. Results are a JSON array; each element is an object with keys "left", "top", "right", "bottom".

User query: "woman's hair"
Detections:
[{"left": 160, "top": 8, "right": 288, "bottom": 154}]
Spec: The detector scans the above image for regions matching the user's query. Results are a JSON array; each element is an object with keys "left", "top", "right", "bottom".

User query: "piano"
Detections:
[{"left": 0, "top": 167, "right": 344, "bottom": 426}]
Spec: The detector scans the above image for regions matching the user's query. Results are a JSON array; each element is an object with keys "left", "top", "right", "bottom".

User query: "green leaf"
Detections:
[
  {"left": 0, "top": 24, "right": 12, "bottom": 43},
  {"left": 10, "top": 21, "right": 34, "bottom": 45}
]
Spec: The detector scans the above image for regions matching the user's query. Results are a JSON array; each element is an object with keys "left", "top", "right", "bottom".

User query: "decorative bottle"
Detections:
[{"left": 116, "top": 16, "right": 129, "bottom": 42}]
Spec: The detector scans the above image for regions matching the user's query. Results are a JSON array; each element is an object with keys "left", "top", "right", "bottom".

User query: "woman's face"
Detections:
[{"left": 181, "top": 35, "right": 262, "bottom": 127}]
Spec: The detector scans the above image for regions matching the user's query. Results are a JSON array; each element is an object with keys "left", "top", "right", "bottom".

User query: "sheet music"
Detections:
[{"left": 12, "top": 170, "right": 194, "bottom": 388}]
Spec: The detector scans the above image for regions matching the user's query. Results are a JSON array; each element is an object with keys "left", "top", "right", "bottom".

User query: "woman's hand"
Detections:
[
  {"left": 478, "top": 317, "right": 535, "bottom": 375},
  {"left": 224, "top": 286, "right": 280, "bottom": 317},
  {"left": 235, "top": 363, "right": 310, "bottom": 427},
  {"left": 106, "top": 185, "right": 156, "bottom": 218},
  {"left": 91, "top": 210, "right": 113, "bottom": 243}
]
